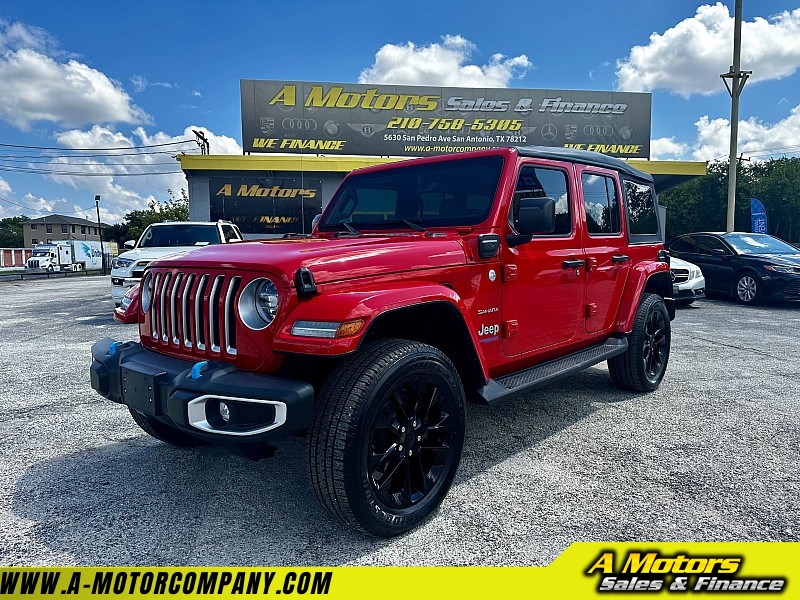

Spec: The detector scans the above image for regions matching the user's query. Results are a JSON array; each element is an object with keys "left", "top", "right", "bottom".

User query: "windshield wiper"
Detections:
[
  {"left": 366, "top": 219, "right": 427, "bottom": 233},
  {"left": 319, "top": 220, "right": 360, "bottom": 235}
]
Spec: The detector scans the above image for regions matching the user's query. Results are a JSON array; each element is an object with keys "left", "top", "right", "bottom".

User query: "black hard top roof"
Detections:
[{"left": 515, "top": 146, "right": 653, "bottom": 183}]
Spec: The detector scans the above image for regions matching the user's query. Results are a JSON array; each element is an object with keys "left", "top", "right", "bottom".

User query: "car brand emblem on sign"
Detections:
[
  {"left": 564, "top": 124, "right": 577, "bottom": 141},
  {"left": 541, "top": 123, "right": 557, "bottom": 142},
  {"left": 260, "top": 117, "right": 274, "bottom": 135}
]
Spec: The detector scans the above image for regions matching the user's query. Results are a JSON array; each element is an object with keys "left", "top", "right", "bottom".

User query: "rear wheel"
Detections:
[
  {"left": 128, "top": 407, "right": 205, "bottom": 447},
  {"left": 309, "top": 339, "right": 465, "bottom": 537},
  {"left": 609, "top": 293, "right": 670, "bottom": 392}
]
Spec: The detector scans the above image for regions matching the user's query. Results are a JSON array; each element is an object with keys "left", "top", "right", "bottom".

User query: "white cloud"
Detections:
[
  {"left": 0, "top": 176, "right": 11, "bottom": 197},
  {"left": 0, "top": 20, "right": 152, "bottom": 130},
  {"left": 0, "top": 20, "right": 56, "bottom": 55},
  {"left": 191, "top": 90, "right": 202, "bottom": 97},
  {"left": 359, "top": 34, "right": 530, "bottom": 87},
  {"left": 656, "top": 103, "right": 800, "bottom": 163},
  {"left": 33, "top": 125, "right": 244, "bottom": 223},
  {"left": 692, "top": 104, "right": 800, "bottom": 162},
  {"left": 130, "top": 74, "right": 176, "bottom": 93},
  {"left": 650, "top": 137, "right": 691, "bottom": 161},
  {"left": 616, "top": 4, "right": 800, "bottom": 96}
]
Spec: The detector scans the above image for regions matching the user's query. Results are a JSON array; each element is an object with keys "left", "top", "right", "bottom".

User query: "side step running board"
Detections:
[{"left": 477, "top": 336, "right": 628, "bottom": 404}]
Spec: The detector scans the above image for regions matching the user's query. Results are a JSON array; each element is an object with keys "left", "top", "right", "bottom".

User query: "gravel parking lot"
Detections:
[{"left": 1, "top": 276, "right": 798, "bottom": 566}]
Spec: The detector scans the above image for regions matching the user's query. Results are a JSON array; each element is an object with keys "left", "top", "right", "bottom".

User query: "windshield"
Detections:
[
  {"left": 32, "top": 249, "right": 51, "bottom": 256},
  {"left": 725, "top": 233, "right": 798, "bottom": 255},
  {"left": 138, "top": 224, "right": 221, "bottom": 248},
  {"left": 319, "top": 155, "right": 504, "bottom": 231}
]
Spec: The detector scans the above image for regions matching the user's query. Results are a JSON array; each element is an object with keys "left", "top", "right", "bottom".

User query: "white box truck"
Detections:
[{"left": 25, "top": 240, "right": 103, "bottom": 272}]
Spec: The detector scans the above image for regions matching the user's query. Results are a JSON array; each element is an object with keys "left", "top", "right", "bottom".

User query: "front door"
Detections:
[{"left": 500, "top": 161, "right": 585, "bottom": 356}]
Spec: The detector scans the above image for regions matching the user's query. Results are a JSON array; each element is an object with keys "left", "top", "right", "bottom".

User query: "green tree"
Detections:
[
  {"left": 660, "top": 157, "right": 800, "bottom": 243},
  {"left": 0, "top": 215, "right": 27, "bottom": 247},
  {"left": 105, "top": 189, "right": 189, "bottom": 247}
]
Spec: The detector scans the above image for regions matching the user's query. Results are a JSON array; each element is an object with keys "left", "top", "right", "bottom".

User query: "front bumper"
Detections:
[
  {"left": 110, "top": 276, "right": 138, "bottom": 303},
  {"left": 765, "top": 275, "right": 800, "bottom": 300},
  {"left": 90, "top": 337, "right": 314, "bottom": 444},
  {"left": 674, "top": 276, "right": 705, "bottom": 301}
]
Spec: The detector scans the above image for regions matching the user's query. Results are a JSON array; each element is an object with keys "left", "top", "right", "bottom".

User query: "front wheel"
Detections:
[
  {"left": 734, "top": 272, "right": 762, "bottom": 304},
  {"left": 309, "top": 339, "right": 466, "bottom": 537},
  {"left": 608, "top": 293, "right": 670, "bottom": 392}
]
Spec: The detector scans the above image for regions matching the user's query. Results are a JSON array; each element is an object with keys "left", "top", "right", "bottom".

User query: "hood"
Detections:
[
  {"left": 150, "top": 235, "right": 469, "bottom": 285},
  {"left": 669, "top": 256, "right": 698, "bottom": 270},
  {"left": 118, "top": 245, "right": 208, "bottom": 262},
  {"left": 745, "top": 253, "right": 800, "bottom": 266}
]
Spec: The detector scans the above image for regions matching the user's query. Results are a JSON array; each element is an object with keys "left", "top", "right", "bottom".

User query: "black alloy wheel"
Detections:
[
  {"left": 608, "top": 293, "right": 671, "bottom": 392},
  {"left": 367, "top": 370, "right": 459, "bottom": 510},
  {"left": 642, "top": 303, "right": 668, "bottom": 382}
]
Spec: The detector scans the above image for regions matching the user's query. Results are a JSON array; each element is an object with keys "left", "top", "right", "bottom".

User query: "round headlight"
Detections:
[
  {"left": 140, "top": 272, "right": 153, "bottom": 313},
  {"left": 238, "top": 277, "right": 281, "bottom": 330}
]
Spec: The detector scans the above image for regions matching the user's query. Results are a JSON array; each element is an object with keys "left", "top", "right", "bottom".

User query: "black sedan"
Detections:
[{"left": 666, "top": 232, "right": 800, "bottom": 304}]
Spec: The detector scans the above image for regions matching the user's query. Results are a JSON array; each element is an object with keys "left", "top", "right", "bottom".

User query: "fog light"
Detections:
[{"left": 219, "top": 402, "right": 230, "bottom": 423}]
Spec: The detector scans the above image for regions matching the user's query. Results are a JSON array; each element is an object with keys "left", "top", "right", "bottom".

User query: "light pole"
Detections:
[
  {"left": 721, "top": 0, "right": 751, "bottom": 232},
  {"left": 95, "top": 195, "right": 105, "bottom": 274}
]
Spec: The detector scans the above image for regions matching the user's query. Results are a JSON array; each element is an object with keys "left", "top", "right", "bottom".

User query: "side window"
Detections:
[
  {"left": 697, "top": 236, "right": 729, "bottom": 255},
  {"left": 509, "top": 166, "right": 570, "bottom": 236},
  {"left": 668, "top": 235, "right": 696, "bottom": 253},
  {"left": 46, "top": 224, "right": 53, "bottom": 234},
  {"left": 222, "top": 225, "right": 240, "bottom": 242},
  {"left": 624, "top": 180, "right": 659, "bottom": 236},
  {"left": 581, "top": 173, "right": 620, "bottom": 235},
  {"left": 61, "top": 224, "right": 68, "bottom": 233}
]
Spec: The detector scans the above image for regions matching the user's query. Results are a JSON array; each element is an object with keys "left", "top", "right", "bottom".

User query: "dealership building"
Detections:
[{"left": 178, "top": 80, "right": 706, "bottom": 238}]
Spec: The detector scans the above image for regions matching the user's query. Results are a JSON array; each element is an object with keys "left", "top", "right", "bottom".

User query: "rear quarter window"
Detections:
[{"left": 623, "top": 180, "right": 661, "bottom": 243}]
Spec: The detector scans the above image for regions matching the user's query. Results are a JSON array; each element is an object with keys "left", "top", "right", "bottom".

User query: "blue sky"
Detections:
[{"left": 1, "top": 1, "right": 799, "bottom": 223}]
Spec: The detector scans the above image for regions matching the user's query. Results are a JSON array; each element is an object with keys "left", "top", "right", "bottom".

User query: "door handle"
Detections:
[
  {"left": 562, "top": 259, "right": 586, "bottom": 269},
  {"left": 612, "top": 255, "right": 629, "bottom": 264}
]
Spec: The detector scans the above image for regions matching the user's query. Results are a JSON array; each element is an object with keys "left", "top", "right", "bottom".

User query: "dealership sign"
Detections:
[
  {"left": 241, "top": 80, "right": 652, "bottom": 158},
  {"left": 209, "top": 177, "right": 322, "bottom": 235}
]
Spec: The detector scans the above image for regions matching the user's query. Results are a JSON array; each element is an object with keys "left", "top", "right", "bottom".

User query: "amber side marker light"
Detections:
[{"left": 291, "top": 319, "right": 365, "bottom": 338}]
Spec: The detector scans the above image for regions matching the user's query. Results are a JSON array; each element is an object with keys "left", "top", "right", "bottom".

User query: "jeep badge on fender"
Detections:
[{"left": 90, "top": 146, "right": 674, "bottom": 537}]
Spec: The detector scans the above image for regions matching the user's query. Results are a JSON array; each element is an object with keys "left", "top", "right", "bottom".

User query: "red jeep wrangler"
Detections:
[{"left": 91, "top": 146, "right": 674, "bottom": 537}]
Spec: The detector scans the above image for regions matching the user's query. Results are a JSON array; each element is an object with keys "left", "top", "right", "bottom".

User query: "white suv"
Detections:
[{"left": 111, "top": 221, "right": 243, "bottom": 305}]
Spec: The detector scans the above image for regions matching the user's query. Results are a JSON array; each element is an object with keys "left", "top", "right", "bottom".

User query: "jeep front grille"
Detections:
[{"left": 147, "top": 270, "right": 241, "bottom": 357}]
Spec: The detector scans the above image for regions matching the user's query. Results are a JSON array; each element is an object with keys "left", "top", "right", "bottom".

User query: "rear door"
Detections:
[{"left": 578, "top": 167, "right": 629, "bottom": 334}]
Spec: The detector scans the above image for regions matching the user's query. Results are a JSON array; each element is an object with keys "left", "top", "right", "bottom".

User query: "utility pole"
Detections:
[
  {"left": 721, "top": 0, "right": 751, "bottom": 232},
  {"left": 95, "top": 194, "right": 105, "bottom": 274}
]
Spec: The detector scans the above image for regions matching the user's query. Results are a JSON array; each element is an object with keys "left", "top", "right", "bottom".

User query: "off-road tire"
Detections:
[
  {"left": 734, "top": 272, "right": 763, "bottom": 304},
  {"left": 608, "top": 293, "right": 670, "bottom": 392},
  {"left": 128, "top": 407, "right": 205, "bottom": 447},
  {"left": 308, "top": 339, "right": 466, "bottom": 537}
]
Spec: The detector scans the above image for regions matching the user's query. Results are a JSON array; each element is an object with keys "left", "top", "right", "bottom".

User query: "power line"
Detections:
[
  {"left": 0, "top": 165, "right": 182, "bottom": 176},
  {"left": 0, "top": 150, "right": 187, "bottom": 159},
  {"left": 0, "top": 140, "right": 196, "bottom": 151},
  {"left": 0, "top": 196, "right": 97, "bottom": 215}
]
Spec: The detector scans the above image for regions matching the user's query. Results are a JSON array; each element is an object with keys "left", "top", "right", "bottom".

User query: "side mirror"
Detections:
[
  {"left": 508, "top": 197, "right": 555, "bottom": 247},
  {"left": 124, "top": 240, "right": 136, "bottom": 250},
  {"left": 311, "top": 214, "right": 322, "bottom": 231}
]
